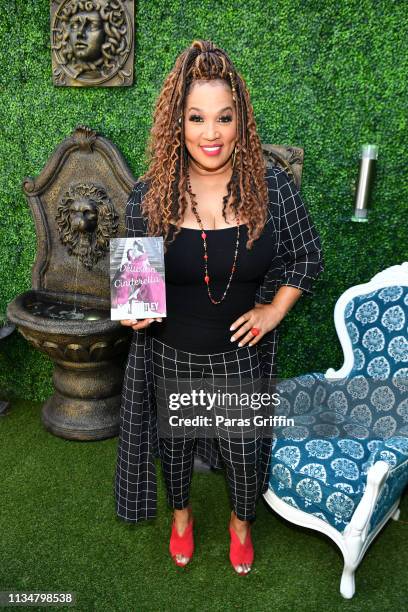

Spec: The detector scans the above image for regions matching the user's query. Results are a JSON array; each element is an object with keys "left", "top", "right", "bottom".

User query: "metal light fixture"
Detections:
[{"left": 351, "top": 144, "right": 378, "bottom": 222}]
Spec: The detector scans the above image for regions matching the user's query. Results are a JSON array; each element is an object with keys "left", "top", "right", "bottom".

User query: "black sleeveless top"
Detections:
[{"left": 150, "top": 222, "right": 275, "bottom": 354}]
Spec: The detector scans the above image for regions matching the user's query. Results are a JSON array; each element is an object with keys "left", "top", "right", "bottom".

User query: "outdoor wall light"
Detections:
[{"left": 351, "top": 144, "right": 378, "bottom": 222}]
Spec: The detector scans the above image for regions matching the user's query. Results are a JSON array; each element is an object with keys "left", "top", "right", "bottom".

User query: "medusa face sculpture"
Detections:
[
  {"left": 51, "top": 0, "right": 133, "bottom": 85},
  {"left": 55, "top": 183, "right": 119, "bottom": 270},
  {"left": 67, "top": 9, "right": 106, "bottom": 63}
]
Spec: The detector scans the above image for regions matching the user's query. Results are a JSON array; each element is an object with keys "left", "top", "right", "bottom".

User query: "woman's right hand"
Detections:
[{"left": 120, "top": 318, "right": 162, "bottom": 331}]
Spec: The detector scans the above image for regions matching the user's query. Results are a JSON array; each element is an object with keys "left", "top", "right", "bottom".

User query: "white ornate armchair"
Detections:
[{"left": 264, "top": 263, "right": 408, "bottom": 598}]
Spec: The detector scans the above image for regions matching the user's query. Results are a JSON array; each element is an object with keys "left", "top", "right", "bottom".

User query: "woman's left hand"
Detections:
[{"left": 229, "top": 303, "right": 285, "bottom": 347}]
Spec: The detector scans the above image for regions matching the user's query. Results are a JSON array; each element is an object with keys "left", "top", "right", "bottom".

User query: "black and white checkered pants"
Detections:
[{"left": 151, "top": 336, "right": 268, "bottom": 522}]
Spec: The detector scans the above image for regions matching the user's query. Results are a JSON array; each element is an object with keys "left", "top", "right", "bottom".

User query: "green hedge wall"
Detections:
[{"left": 1, "top": 0, "right": 407, "bottom": 402}]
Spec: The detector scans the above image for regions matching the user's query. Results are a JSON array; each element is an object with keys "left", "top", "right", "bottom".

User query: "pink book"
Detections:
[{"left": 110, "top": 237, "right": 166, "bottom": 320}]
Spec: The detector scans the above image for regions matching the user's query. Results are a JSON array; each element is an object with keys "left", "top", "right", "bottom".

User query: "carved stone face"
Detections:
[
  {"left": 69, "top": 198, "right": 98, "bottom": 233},
  {"left": 68, "top": 11, "right": 105, "bottom": 62},
  {"left": 55, "top": 182, "right": 119, "bottom": 270}
]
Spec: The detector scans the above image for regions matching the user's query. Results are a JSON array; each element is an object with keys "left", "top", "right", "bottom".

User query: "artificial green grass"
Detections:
[{"left": 1, "top": 399, "right": 407, "bottom": 612}]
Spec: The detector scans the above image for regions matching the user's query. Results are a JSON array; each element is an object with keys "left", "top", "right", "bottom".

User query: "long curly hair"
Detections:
[{"left": 139, "top": 39, "right": 268, "bottom": 252}]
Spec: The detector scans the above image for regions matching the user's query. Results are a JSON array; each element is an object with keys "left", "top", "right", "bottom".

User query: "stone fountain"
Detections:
[{"left": 7, "top": 125, "right": 135, "bottom": 440}]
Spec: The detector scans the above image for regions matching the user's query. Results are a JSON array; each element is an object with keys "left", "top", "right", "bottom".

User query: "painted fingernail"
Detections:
[
  {"left": 238, "top": 342, "right": 243, "bottom": 347},
  {"left": 230, "top": 336, "right": 235, "bottom": 342},
  {"left": 230, "top": 325, "right": 235, "bottom": 331}
]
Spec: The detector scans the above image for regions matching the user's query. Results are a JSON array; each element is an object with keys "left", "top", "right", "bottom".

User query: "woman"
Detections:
[{"left": 115, "top": 39, "right": 324, "bottom": 574}]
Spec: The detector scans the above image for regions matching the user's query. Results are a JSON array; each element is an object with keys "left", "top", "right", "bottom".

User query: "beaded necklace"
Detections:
[{"left": 186, "top": 170, "right": 240, "bottom": 305}]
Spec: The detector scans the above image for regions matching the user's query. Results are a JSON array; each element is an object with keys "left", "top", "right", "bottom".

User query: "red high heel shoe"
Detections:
[
  {"left": 229, "top": 522, "right": 254, "bottom": 575},
  {"left": 169, "top": 514, "right": 194, "bottom": 567}
]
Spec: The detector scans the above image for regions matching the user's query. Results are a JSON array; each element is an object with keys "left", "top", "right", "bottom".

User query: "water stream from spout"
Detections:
[
  {"left": 58, "top": 234, "right": 86, "bottom": 320},
  {"left": 27, "top": 232, "right": 104, "bottom": 321},
  {"left": 72, "top": 234, "right": 82, "bottom": 316}
]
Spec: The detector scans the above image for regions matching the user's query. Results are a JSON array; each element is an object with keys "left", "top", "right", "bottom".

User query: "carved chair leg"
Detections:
[
  {"left": 340, "top": 564, "right": 356, "bottom": 599},
  {"left": 391, "top": 507, "right": 400, "bottom": 521}
]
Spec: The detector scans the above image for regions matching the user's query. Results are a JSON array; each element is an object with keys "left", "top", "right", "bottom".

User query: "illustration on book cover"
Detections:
[{"left": 110, "top": 237, "right": 166, "bottom": 320}]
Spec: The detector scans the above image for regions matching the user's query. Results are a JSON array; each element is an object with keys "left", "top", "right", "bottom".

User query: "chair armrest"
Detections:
[
  {"left": 343, "top": 460, "right": 390, "bottom": 542},
  {"left": 275, "top": 373, "right": 348, "bottom": 418},
  {"left": 362, "top": 436, "right": 408, "bottom": 473}
]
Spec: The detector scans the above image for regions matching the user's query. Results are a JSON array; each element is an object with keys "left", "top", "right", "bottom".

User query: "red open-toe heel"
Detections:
[
  {"left": 229, "top": 523, "right": 254, "bottom": 575},
  {"left": 169, "top": 515, "right": 194, "bottom": 567}
]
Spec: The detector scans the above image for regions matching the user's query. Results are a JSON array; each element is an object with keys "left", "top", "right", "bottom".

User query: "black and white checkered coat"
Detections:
[{"left": 114, "top": 165, "right": 324, "bottom": 523}]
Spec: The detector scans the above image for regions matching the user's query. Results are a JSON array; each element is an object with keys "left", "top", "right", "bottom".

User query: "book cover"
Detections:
[{"left": 110, "top": 237, "right": 166, "bottom": 320}]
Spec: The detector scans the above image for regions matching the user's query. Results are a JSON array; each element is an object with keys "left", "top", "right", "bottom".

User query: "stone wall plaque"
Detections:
[{"left": 51, "top": 0, "right": 134, "bottom": 87}]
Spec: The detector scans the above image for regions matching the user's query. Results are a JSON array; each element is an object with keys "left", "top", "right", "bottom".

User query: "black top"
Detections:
[{"left": 150, "top": 222, "right": 274, "bottom": 353}]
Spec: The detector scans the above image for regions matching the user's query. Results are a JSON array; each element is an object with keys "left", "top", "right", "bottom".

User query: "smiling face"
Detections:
[
  {"left": 68, "top": 11, "right": 105, "bottom": 62},
  {"left": 183, "top": 79, "right": 237, "bottom": 174}
]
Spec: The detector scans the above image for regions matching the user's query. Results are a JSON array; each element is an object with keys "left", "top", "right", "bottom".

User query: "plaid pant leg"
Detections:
[
  {"left": 205, "top": 345, "right": 264, "bottom": 522},
  {"left": 158, "top": 436, "right": 196, "bottom": 509},
  {"left": 151, "top": 338, "right": 204, "bottom": 510}
]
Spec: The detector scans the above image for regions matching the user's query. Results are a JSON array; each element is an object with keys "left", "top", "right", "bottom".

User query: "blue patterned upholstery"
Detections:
[{"left": 269, "top": 285, "right": 408, "bottom": 533}]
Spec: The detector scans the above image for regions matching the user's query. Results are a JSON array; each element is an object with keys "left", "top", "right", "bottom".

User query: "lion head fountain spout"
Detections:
[
  {"left": 7, "top": 125, "right": 136, "bottom": 440},
  {"left": 55, "top": 182, "right": 119, "bottom": 272}
]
